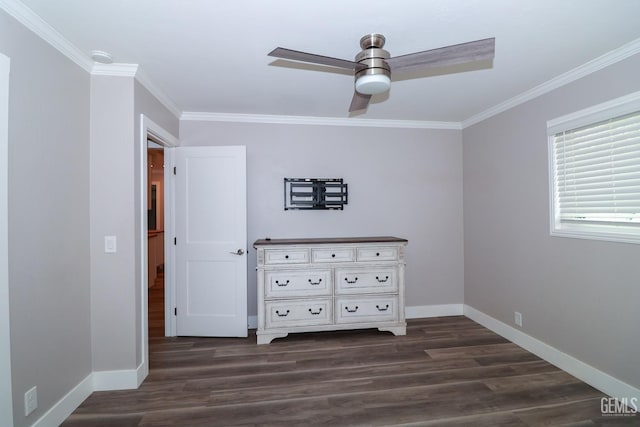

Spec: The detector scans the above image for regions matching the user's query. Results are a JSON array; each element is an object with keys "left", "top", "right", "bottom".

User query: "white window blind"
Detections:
[{"left": 552, "top": 110, "right": 640, "bottom": 228}]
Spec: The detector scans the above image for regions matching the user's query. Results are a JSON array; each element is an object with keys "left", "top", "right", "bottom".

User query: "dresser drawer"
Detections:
[
  {"left": 336, "top": 296, "right": 398, "bottom": 324},
  {"left": 335, "top": 267, "right": 397, "bottom": 294},
  {"left": 265, "top": 270, "right": 331, "bottom": 298},
  {"left": 265, "top": 299, "right": 332, "bottom": 328},
  {"left": 311, "top": 248, "right": 355, "bottom": 263},
  {"left": 264, "top": 248, "right": 309, "bottom": 265},
  {"left": 357, "top": 247, "right": 398, "bottom": 262}
]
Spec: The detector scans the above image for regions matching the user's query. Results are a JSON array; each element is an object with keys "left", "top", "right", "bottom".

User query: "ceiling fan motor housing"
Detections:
[{"left": 354, "top": 33, "right": 391, "bottom": 95}]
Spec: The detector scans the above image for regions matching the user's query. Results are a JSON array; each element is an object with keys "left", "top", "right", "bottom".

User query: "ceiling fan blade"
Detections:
[
  {"left": 349, "top": 91, "right": 372, "bottom": 112},
  {"left": 269, "top": 47, "right": 365, "bottom": 71},
  {"left": 386, "top": 38, "right": 495, "bottom": 72}
]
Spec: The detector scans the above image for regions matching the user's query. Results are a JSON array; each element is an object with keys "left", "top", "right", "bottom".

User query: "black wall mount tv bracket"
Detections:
[{"left": 284, "top": 178, "right": 348, "bottom": 210}]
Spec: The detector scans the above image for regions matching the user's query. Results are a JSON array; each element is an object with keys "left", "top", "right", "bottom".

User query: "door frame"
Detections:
[
  {"left": 0, "top": 52, "right": 13, "bottom": 427},
  {"left": 138, "top": 114, "right": 178, "bottom": 380}
]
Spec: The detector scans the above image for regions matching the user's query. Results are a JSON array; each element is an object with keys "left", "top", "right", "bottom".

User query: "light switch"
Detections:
[{"left": 104, "top": 236, "right": 117, "bottom": 253}]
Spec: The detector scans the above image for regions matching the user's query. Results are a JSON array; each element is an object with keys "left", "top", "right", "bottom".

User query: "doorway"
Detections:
[
  {"left": 147, "top": 144, "right": 165, "bottom": 338},
  {"left": 138, "top": 115, "right": 177, "bottom": 382}
]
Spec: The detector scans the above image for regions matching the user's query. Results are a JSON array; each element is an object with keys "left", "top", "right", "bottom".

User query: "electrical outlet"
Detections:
[
  {"left": 24, "top": 386, "right": 37, "bottom": 416},
  {"left": 514, "top": 311, "right": 523, "bottom": 327}
]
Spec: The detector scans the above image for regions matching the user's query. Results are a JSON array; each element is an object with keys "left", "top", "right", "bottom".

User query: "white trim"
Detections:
[
  {"left": 248, "top": 315, "right": 257, "bottom": 330},
  {"left": 546, "top": 92, "right": 640, "bottom": 245},
  {"left": 546, "top": 90, "right": 640, "bottom": 135},
  {"left": 405, "top": 304, "right": 464, "bottom": 319},
  {"left": 139, "top": 115, "right": 179, "bottom": 363},
  {"left": 93, "top": 64, "right": 182, "bottom": 119},
  {"left": 0, "top": 0, "right": 93, "bottom": 72},
  {"left": 135, "top": 69, "right": 182, "bottom": 119},
  {"left": 0, "top": 52, "right": 13, "bottom": 427},
  {"left": 31, "top": 365, "right": 146, "bottom": 425},
  {"left": 164, "top": 147, "right": 177, "bottom": 337},
  {"left": 463, "top": 37, "right": 640, "bottom": 128},
  {"left": 91, "top": 63, "right": 138, "bottom": 77},
  {"left": 92, "top": 369, "right": 141, "bottom": 392},
  {"left": 181, "top": 111, "right": 462, "bottom": 130},
  {"left": 31, "top": 374, "right": 93, "bottom": 427},
  {"left": 464, "top": 305, "right": 640, "bottom": 401}
]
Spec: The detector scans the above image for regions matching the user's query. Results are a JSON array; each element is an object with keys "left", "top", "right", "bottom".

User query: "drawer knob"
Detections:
[
  {"left": 308, "top": 278, "right": 323, "bottom": 285},
  {"left": 345, "top": 306, "right": 359, "bottom": 313},
  {"left": 275, "top": 309, "right": 290, "bottom": 317},
  {"left": 376, "top": 275, "right": 389, "bottom": 283},
  {"left": 376, "top": 252, "right": 380, "bottom": 256},
  {"left": 331, "top": 253, "right": 336, "bottom": 258},
  {"left": 344, "top": 277, "right": 358, "bottom": 284},
  {"left": 275, "top": 279, "right": 290, "bottom": 287},
  {"left": 376, "top": 304, "right": 390, "bottom": 312},
  {"left": 308, "top": 308, "right": 323, "bottom": 315},
  {"left": 285, "top": 255, "right": 289, "bottom": 259}
]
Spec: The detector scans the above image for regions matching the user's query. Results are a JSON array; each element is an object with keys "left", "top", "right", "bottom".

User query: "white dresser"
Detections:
[{"left": 253, "top": 236, "right": 408, "bottom": 344}]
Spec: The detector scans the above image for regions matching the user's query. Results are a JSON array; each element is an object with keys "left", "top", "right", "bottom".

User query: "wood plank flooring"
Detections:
[{"left": 61, "top": 288, "right": 637, "bottom": 426}]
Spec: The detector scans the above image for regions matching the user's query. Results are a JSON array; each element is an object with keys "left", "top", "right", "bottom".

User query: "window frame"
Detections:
[{"left": 547, "top": 91, "right": 640, "bottom": 245}]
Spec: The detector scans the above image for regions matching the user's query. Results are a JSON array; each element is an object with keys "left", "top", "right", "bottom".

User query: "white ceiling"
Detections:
[{"left": 14, "top": 0, "right": 640, "bottom": 123}]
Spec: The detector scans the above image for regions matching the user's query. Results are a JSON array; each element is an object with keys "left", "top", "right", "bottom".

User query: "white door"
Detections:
[{"left": 175, "top": 146, "right": 247, "bottom": 337}]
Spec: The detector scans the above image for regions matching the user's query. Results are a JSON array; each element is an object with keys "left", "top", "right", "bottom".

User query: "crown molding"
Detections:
[
  {"left": 0, "top": 0, "right": 93, "bottom": 72},
  {"left": 181, "top": 112, "right": 462, "bottom": 130},
  {"left": 91, "top": 63, "right": 138, "bottom": 77},
  {"left": 462, "top": 37, "right": 640, "bottom": 128},
  {"left": 1, "top": 1, "right": 181, "bottom": 119},
  {"left": 134, "top": 69, "right": 182, "bottom": 118},
  {"left": 90, "top": 64, "right": 181, "bottom": 118}
]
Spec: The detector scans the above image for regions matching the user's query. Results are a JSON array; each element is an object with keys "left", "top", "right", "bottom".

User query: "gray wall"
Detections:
[
  {"left": 463, "top": 53, "right": 640, "bottom": 389},
  {"left": 90, "top": 76, "right": 179, "bottom": 372},
  {"left": 90, "top": 76, "right": 137, "bottom": 371},
  {"left": 1, "top": 9, "right": 91, "bottom": 427},
  {"left": 179, "top": 122, "right": 465, "bottom": 317}
]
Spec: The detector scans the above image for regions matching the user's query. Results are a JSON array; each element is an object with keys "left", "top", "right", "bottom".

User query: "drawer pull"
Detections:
[
  {"left": 344, "top": 306, "right": 359, "bottom": 313},
  {"left": 331, "top": 253, "right": 336, "bottom": 258},
  {"left": 376, "top": 275, "right": 389, "bottom": 283},
  {"left": 376, "top": 252, "right": 380, "bottom": 256},
  {"left": 275, "top": 279, "right": 290, "bottom": 287},
  {"left": 308, "top": 308, "right": 323, "bottom": 315},
  {"left": 344, "top": 277, "right": 359, "bottom": 284},
  {"left": 285, "top": 255, "right": 289, "bottom": 259},
  {"left": 308, "top": 278, "right": 323, "bottom": 285},
  {"left": 275, "top": 309, "right": 290, "bottom": 317},
  {"left": 376, "top": 304, "right": 390, "bottom": 312}
]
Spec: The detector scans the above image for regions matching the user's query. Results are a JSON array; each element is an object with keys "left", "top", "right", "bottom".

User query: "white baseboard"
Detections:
[
  {"left": 32, "top": 365, "right": 146, "bottom": 426},
  {"left": 405, "top": 304, "right": 464, "bottom": 319},
  {"left": 463, "top": 304, "right": 640, "bottom": 401},
  {"left": 32, "top": 373, "right": 93, "bottom": 427},
  {"left": 248, "top": 315, "right": 257, "bottom": 329},
  {"left": 92, "top": 368, "right": 141, "bottom": 391},
  {"left": 136, "top": 362, "right": 148, "bottom": 387}
]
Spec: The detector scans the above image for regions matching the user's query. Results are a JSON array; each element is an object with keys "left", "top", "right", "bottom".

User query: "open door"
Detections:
[{"left": 174, "top": 146, "right": 247, "bottom": 337}]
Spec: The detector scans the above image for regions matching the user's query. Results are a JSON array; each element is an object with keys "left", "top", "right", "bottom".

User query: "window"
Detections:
[{"left": 548, "top": 91, "right": 640, "bottom": 244}]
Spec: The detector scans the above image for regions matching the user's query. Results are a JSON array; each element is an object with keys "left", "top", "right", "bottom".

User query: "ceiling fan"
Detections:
[{"left": 269, "top": 34, "right": 495, "bottom": 112}]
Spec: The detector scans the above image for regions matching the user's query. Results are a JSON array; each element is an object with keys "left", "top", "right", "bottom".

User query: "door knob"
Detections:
[{"left": 230, "top": 249, "right": 245, "bottom": 255}]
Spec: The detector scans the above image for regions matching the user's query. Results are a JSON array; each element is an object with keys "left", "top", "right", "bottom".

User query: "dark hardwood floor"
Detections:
[{"left": 61, "top": 283, "right": 636, "bottom": 426}]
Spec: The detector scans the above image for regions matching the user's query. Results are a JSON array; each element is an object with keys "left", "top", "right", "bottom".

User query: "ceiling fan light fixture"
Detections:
[{"left": 355, "top": 74, "right": 391, "bottom": 95}]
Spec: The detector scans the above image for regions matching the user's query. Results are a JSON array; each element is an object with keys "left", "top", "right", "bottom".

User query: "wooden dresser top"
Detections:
[{"left": 253, "top": 236, "right": 408, "bottom": 247}]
